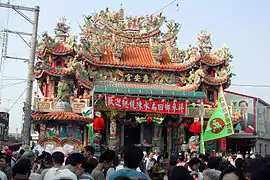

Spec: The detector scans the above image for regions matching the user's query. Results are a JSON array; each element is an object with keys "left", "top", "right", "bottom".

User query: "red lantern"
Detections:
[
  {"left": 87, "top": 95, "right": 92, "bottom": 99},
  {"left": 146, "top": 117, "right": 153, "bottom": 123},
  {"left": 136, "top": 98, "right": 140, "bottom": 101},
  {"left": 70, "top": 96, "right": 75, "bottom": 101},
  {"left": 185, "top": 100, "right": 190, "bottom": 104},
  {"left": 189, "top": 121, "right": 201, "bottom": 133},
  {"left": 197, "top": 99, "right": 201, "bottom": 104},
  {"left": 98, "top": 94, "right": 103, "bottom": 99},
  {"left": 79, "top": 95, "right": 83, "bottom": 99},
  {"left": 93, "top": 117, "right": 105, "bottom": 132},
  {"left": 173, "top": 99, "right": 178, "bottom": 103},
  {"left": 161, "top": 99, "right": 166, "bottom": 103},
  {"left": 149, "top": 98, "right": 153, "bottom": 102}
]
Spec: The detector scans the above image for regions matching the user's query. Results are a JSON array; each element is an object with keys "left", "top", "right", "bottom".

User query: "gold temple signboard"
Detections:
[
  {"left": 124, "top": 73, "right": 151, "bottom": 83},
  {"left": 72, "top": 102, "right": 87, "bottom": 113},
  {"left": 186, "top": 107, "right": 215, "bottom": 118},
  {"left": 38, "top": 102, "right": 53, "bottom": 112}
]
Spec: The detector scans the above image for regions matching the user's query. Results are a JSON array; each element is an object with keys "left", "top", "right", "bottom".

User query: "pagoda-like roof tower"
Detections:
[{"left": 35, "top": 7, "right": 234, "bottom": 95}]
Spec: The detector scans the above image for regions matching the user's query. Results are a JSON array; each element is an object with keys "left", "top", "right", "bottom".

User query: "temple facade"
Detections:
[{"left": 32, "top": 7, "right": 234, "bottom": 153}]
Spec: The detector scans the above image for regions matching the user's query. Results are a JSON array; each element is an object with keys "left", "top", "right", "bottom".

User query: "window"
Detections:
[
  {"left": 207, "top": 90, "right": 214, "bottom": 102},
  {"left": 56, "top": 60, "right": 62, "bottom": 67}
]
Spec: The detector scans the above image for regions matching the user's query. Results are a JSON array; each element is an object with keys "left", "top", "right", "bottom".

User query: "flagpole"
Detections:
[{"left": 200, "top": 101, "right": 205, "bottom": 154}]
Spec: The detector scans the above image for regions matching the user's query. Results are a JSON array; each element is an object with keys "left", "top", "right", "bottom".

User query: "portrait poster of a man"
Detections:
[{"left": 238, "top": 100, "right": 255, "bottom": 133}]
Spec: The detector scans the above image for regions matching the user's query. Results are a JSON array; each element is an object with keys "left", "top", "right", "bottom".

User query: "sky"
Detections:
[{"left": 0, "top": 0, "right": 270, "bottom": 133}]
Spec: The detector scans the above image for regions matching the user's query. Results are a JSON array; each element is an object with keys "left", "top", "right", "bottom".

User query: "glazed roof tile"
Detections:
[
  {"left": 84, "top": 46, "right": 199, "bottom": 70},
  {"left": 46, "top": 43, "right": 73, "bottom": 54},
  {"left": 32, "top": 112, "right": 92, "bottom": 122}
]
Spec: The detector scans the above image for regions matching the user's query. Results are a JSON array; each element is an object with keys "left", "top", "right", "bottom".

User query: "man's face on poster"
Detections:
[{"left": 239, "top": 101, "right": 248, "bottom": 114}]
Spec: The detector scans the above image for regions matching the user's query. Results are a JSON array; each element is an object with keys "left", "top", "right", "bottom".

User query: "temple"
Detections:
[{"left": 32, "top": 7, "right": 235, "bottom": 153}]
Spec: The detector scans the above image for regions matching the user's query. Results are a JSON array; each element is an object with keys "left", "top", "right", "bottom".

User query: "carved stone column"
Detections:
[
  {"left": 152, "top": 124, "right": 160, "bottom": 152},
  {"left": 108, "top": 119, "right": 119, "bottom": 150}
]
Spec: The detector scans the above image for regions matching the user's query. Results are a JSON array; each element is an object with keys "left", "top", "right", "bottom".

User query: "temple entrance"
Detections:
[{"left": 124, "top": 124, "right": 141, "bottom": 147}]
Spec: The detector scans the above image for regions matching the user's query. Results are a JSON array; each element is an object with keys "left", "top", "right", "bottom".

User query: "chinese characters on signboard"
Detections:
[
  {"left": 219, "top": 95, "right": 233, "bottom": 135},
  {"left": 124, "top": 73, "right": 151, "bottom": 83},
  {"left": 105, "top": 95, "right": 187, "bottom": 115}
]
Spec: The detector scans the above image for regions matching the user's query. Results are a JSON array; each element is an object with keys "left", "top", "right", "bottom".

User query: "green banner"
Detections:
[
  {"left": 203, "top": 87, "right": 234, "bottom": 142},
  {"left": 87, "top": 123, "right": 94, "bottom": 146}
]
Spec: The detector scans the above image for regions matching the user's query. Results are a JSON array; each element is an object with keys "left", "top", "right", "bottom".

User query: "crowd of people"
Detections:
[{"left": 0, "top": 146, "right": 270, "bottom": 180}]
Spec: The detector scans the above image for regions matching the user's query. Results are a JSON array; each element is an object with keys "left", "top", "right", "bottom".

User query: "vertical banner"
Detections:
[
  {"left": 220, "top": 138, "right": 227, "bottom": 151},
  {"left": 87, "top": 124, "right": 94, "bottom": 146}
]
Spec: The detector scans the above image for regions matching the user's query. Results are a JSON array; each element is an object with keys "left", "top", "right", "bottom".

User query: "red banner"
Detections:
[{"left": 105, "top": 95, "right": 186, "bottom": 115}]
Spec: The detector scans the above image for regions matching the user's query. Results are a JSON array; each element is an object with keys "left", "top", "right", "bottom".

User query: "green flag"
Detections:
[{"left": 203, "top": 86, "right": 234, "bottom": 141}]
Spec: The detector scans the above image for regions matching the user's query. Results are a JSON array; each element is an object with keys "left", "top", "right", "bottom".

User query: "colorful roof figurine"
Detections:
[{"left": 34, "top": 7, "right": 234, "bottom": 92}]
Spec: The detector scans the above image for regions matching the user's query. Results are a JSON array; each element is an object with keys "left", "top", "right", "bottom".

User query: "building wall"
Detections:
[{"left": 256, "top": 139, "right": 270, "bottom": 156}]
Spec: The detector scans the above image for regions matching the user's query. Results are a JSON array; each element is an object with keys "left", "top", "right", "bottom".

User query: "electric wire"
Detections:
[
  {"left": 7, "top": 88, "right": 26, "bottom": 112},
  {"left": 152, "top": 0, "right": 183, "bottom": 14}
]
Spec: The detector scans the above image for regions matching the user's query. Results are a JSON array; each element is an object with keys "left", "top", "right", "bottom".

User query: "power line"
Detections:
[
  {"left": 7, "top": 88, "right": 26, "bottom": 112},
  {"left": 231, "top": 84, "right": 270, "bottom": 88},
  {"left": 152, "top": 0, "right": 184, "bottom": 14}
]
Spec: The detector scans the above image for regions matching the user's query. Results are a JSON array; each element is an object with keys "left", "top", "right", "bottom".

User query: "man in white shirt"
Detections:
[{"left": 41, "top": 152, "right": 65, "bottom": 180}]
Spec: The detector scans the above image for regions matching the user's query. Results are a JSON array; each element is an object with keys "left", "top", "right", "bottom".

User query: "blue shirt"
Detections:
[{"left": 109, "top": 169, "right": 148, "bottom": 180}]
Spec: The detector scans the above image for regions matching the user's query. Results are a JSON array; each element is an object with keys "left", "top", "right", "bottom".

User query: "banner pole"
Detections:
[{"left": 200, "top": 102, "right": 205, "bottom": 154}]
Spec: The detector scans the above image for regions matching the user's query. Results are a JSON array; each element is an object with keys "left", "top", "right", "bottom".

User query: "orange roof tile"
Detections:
[
  {"left": 84, "top": 45, "right": 200, "bottom": 70},
  {"left": 32, "top": 112, "right": 92, "bottom": 122},
  {"left": 46, "top": 43, "right": 73, "bottom": 54}
]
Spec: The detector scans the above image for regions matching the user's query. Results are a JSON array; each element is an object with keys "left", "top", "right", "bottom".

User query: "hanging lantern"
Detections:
[
  {"left": 189, "top": 117, "right": 201, "bottom": 133},
  {"left": 136, "top": 98, "right": 140, "bottom": 101},
  {"left": 196, "top": 99, "right": 201, "bottom": 104},
  {"left": 79, "top": 95, "right": 83, "bottom": 100},
  {"left": 185, "top": 100, "right": 190, "bottom": 104},
  {"left": 161, "top": 99, "right": 166, "bottom": 103},
  {"left": 149, "top": 98, "right": 153, "bottom": 102},
  {"left": 70, "top": 96, "right": 75, "bottom": 101},
  {"left": 87, "top": 95, "right": 92, "bottom": 99},
  {"left": 98, "top": 94, "right": 103, "bottom": 99},
  {"left": 173, "top": 99, "right": 178, "bottom": 103},
  {"left": 146, "top": 117, "right": 153, "bottom": 123},
  {"left": 93, "top": 117, "right": 105, "bottom": 132}
]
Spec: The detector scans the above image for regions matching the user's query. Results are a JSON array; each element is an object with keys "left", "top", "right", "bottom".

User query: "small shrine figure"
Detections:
[{"left": 83, "top": 90, "right": 89, "bottom": 99}]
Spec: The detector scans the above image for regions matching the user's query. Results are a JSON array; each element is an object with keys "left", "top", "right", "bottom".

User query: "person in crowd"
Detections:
[
  {"left": 52, "top": 153, "right": 85, "bottom": 180},
  {"left": 83, "top": 146, "right": 98, "bottom": 174},
  {"left": 145, "top": 152, "right": 156, "bottom": 173},
  {"left": 106, "top": 150, "right": 120, "bottom": 179},
  {"left": 219, "top": 166, "right": 244, "bottom": 180},
  {"left": 167, "top": 157, "right": 177, "bottom": 179},
  {"left": 20, "top": 151, "right": 36, "bottom": 169},
  {"left": 198, "top": 153, "right": 208, "bottom": 173},
  {"left": 177, "top": 153, "right": 185, "bottom": 167},
  {"left": 0, "top": 153, "right": 12, "bottom": 180},
  {"left": 185, "top": 157, "right": 201, "bottom": 179},
  {"left": 12, "top": 158, "right": 32, "bottom": 180},
  {"left": 234, "top": 158, "right": 244, "bottom": 171},
  {"left": 91, "top": 151, "right": 114, "bottom": 180},
  {"left": 80, "top": 161, "right": 94, "bottom": 180},
  {"left": 41, "top": 151, "right": 65, "bottom": 180},
  {"left": 152, "top": 155, "right": 166, "bottom": 180},
  {"left": 170, "top": 166, "right": 192, "bottom": 180},
  {"left": 207, "top": 157, "right": 219, "bottom": 170},
  {"left": 109, "top": 146, "right": 150, "bottom": 180},
  {"left": 17, "top": 149, "right": 25, "bottom": 160},
  {"left": 203, "top": 169, "right": 221, "bottom": 180}
]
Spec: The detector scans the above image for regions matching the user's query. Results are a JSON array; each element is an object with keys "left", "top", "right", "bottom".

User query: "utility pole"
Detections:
[{"left": 0, "top": 3, "right": 40, "bottom": 145}]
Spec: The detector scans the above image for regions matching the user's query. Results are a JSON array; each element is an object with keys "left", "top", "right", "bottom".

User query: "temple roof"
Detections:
[
  {"left": 36, "top": 8, "right": 233, "bottom": 71},
  {"left": 32, "top": 112, "right": 92, "bottom": 122}
]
